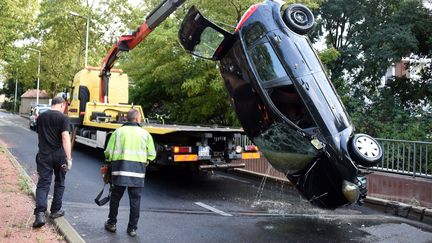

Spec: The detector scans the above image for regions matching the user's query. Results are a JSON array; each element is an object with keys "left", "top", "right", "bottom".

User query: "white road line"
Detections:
[{"left": 194, "top": 202, "right": 233, "bottom": 217}]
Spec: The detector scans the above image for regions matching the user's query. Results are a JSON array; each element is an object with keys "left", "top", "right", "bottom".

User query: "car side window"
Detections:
[
  {"left": 244, "top": 23, "right": 266, "bottom": 47},
  {"left": 243, "top": 23, "right": 288, "bottom": 84},
  {"left": 243, "top": 24, "right": 314, "bottom": 129},
  {"left": 249, "top": 42, "right": 287, "bottom": 82}
]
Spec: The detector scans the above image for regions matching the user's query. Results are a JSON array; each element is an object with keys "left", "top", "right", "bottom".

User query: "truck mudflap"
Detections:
[{"left": 199, "top": 163, "right": 246, "bottom": 171}]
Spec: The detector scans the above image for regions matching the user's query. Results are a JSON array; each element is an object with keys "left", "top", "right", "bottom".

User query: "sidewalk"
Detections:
[
  {"left": 0, "top": 145, "right": 64, "bottom": 242},
  {"left": 0, "top": 141, "right": 85, "bottom": 242}
]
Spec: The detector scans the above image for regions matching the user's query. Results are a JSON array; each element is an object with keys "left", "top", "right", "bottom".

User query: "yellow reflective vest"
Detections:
[
  {"left": 104, "top": 123, "right": 156, "bottom": 187},
  {"left": 105, "top": 123, "right": 156, "bottom": 163}
]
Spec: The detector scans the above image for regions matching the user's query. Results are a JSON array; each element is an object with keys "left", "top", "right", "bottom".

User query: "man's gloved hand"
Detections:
[{"left": 67, "top": 159, "right": 73, "bottom": 171}]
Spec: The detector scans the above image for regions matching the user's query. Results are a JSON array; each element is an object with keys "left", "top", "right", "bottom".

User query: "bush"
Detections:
[{"left": 1, "top": 100, "right": 20, "bottom": 112}]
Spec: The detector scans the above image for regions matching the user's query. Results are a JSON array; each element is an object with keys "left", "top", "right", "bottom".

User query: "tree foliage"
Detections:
[
  {"left": 0, "top": 0, "right": 37, "bottom": 59},
  {"left": 318, "top": 0, "right": 432, "bottom": 140},
  {"left": 319, "top": 0, "right": 432, "bottom": 85}
]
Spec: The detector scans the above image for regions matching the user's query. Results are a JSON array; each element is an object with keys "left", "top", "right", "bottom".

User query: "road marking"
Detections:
[{"left": 194, "top": 202, "right": 233, "bottom": 217}]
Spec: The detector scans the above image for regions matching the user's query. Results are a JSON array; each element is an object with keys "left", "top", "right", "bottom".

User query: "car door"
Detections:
[{"left": 178, "top": 6, "right": 234, "bottom": 60}]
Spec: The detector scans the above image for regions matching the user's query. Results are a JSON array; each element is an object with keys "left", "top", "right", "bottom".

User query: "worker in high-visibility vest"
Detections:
[{"left": 103, "top": 109, "right": 156, "bottom": 237}]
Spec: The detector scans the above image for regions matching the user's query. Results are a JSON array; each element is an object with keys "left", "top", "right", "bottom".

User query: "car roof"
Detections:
[
  {"left": 33, "top": 104, "right": 49, "bottom": 107},
  {"left": 36, "top": 106, "right": 50, "bottom": 111}
]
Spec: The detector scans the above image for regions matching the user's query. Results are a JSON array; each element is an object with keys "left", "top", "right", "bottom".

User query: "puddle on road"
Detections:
[
  {"left": 254, "top": 211, "right": 432, "bottom": 242},
  {"left": 360, "top": 223, "right": 432, "bottom": 243},
  {"left": 250, "top": 196, "right": 339, "bottom": 216},
  {"left": 255, "top": 216, "right": 371, "bottom": 242}
]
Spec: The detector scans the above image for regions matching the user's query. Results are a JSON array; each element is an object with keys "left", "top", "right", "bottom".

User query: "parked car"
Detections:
[
  {"left": 178, "top": 0, "right": 383, "bottom": 209},
  {"left": 29, "top": 105, "right": 50, "bottom": 131}
]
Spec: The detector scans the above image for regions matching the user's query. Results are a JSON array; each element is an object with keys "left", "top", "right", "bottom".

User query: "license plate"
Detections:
[{"left": 198, "top": 146, "right": 210, "bottom": 157}]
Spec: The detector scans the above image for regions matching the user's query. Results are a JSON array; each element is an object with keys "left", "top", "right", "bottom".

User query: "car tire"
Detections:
[
  {"left": 349, "top": 134, "right": 382, "bottom": 167},
  {"left": 283, "top": 4, "right": 314, "bottom": 35}
]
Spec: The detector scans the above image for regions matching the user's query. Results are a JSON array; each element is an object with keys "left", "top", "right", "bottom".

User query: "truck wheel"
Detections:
[
  {"left": 349, "top": 134, "right": 382, "bottom": 167},
  {"left": 283, "top": 4, "right": 314, "bottom": 35}
]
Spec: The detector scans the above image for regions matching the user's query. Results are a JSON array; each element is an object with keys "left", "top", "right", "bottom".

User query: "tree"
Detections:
[
  {"left": 0, "top": 0, "right": 37, "bottom": 61},
  {"left": 2, "top": 0, "right": 144, "bottom": 98},
  {"left": 318, "top": 0, "right": 432, "bottom": 90},
  {"left": 317, "top": 0, "right": 432, "bottom": 140}
]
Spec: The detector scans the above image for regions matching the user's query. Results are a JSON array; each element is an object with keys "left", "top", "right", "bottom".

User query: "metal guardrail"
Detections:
[{"left": 373, "top": 139, "right": 432, "bottom": 179}]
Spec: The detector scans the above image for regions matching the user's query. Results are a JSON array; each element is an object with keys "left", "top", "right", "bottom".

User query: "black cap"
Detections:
[{"left": 52, "top": 97, "right": 65, "bottom": 105}]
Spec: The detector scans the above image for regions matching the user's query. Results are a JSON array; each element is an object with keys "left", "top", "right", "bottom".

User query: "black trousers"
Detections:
[
  {"left": 34, "top": 151, "right": 67, "bottom": 214},
  {"left": 108, "top": 185, "right": 142, "bottom": 230}
]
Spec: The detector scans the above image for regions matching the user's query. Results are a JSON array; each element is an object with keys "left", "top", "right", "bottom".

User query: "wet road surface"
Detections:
[{"left": 1, "top": 111, "right": 432, "bottom": 242}]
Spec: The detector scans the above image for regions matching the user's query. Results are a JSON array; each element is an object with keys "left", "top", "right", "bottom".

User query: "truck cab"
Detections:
[{"left": 68, "top": 67, "right": 134, "bottom": 125}]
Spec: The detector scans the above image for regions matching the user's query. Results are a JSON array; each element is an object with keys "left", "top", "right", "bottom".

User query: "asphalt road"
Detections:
[{"left": 1, "top": 110, "right": 432, "bottom": 243}]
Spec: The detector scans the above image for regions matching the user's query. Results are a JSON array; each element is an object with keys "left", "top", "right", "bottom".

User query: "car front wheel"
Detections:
[{"left": 349, "top": 134, "right": 382, "bottom": 167}]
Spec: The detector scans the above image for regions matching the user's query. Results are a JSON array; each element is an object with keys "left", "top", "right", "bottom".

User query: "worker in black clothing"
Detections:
[{"left": 33, "top": 97, "right": 72, "bottom": 228}]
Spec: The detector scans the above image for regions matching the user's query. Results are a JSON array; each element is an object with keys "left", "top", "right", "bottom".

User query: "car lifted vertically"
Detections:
[{"left": 178, "top": 0, "right": 383, "bottom": 208}]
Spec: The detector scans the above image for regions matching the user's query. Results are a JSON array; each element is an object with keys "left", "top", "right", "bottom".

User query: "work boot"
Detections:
[
  {"left": 33, "top": 212, "right": 46, "bottom": 228},
  {"left": 49, "top": 210, "right": 65, "bottom": 219},
  {"left": 104, "top": 221, "right": 116, "bottom": 233},
  {"left": 127, "top": 228, "right": 137, "bottom": 237}
]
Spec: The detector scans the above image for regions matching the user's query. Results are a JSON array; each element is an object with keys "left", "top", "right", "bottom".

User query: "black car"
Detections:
[{"left": 178, "top": 0, "right": 383, "bottom": 209}]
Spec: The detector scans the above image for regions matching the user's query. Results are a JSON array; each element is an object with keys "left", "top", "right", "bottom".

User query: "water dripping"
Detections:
[{"left": 254, "top": 164, "right": 272, "bottom": 205}]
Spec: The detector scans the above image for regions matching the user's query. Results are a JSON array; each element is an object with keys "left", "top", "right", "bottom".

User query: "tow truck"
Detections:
[{"left": 67, "top": 0, "right": 260, "bottom": 171}]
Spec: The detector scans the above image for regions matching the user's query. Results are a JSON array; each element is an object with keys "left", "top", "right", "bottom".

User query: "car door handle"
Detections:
[{"left": 301, "top": 79, "right": 310, "bottom": 90}]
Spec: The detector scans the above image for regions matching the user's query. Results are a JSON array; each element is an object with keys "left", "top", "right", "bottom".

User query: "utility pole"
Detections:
[
  {"left": 14, "top": 73, "right": 18, "bottom": 112},
  {"left": 68, "top": 11, "right": 90, "bottom": 67},
  {"left": 28, "top": 48, "right": 41, "bottom": 105}
]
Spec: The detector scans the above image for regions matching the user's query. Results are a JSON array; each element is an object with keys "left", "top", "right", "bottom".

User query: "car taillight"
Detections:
[
  {"left": 173, "top": 146, "right": 192, "bottom": 153},
  {"left": 245, "top": 145, "right": 259, "bottom": 152},
  {"left": 235, "top": 4, "right": 260, "bottom": 32}
]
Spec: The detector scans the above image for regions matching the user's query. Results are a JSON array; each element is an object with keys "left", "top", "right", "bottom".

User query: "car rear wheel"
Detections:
[
  {"left": 349, "top": 134, "right": 382, "bottom": 167},
  {"left": 283, "top": 4, "right": 314, "bottom": 35}
]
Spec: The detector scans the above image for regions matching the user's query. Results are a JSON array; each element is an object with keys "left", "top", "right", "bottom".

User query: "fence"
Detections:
[
  {"left": 373, "top": 139, "right": 432, "bottom": 179},
  {"left": 236, "top": 136, "right": 432, "bottom": 180}
]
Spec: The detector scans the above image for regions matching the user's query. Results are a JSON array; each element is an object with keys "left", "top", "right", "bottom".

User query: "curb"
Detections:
[
  {"left": 233, "top": 167, "right": 432, "bottom": 223},
  {"left": 1, "top": 144, "right": 85, "bottom": 243},
  {"left": 365, "top": 196, "right": 432, "bottom": 223}
]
